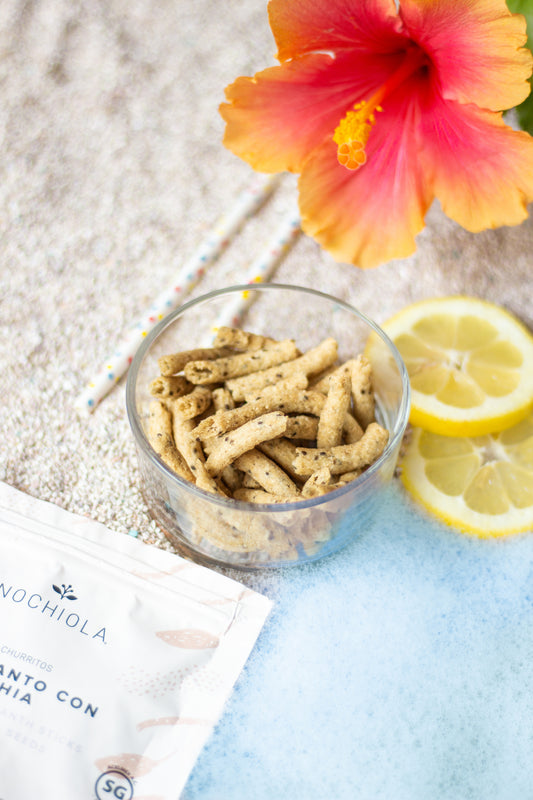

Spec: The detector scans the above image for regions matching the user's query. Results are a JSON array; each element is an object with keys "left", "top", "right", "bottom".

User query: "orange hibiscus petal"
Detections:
[
  {"left": 298, "top": 88, "right": 433, "bottom": 268},
  {"left": 400, "top": 0, "right": 533, "bottom": 110},
  {"left": 269, "top": 0, "right": 402, "bottom": 62},
  {"left": 221, "top": 50, "right": 405, "bottom": 174},
  {"left": 420, "top": 92, "right": 533, "bottom": 232}
]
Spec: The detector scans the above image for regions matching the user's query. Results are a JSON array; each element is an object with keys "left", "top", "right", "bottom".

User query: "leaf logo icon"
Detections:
[{"left": 52, "top": 583, "right": 78, "bottom": 600}]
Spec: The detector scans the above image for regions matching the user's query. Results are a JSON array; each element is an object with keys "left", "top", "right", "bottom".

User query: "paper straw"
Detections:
[
  {"left": 204, "top": 209, "right": 301, "bottom": 342},
  {"left": 75, "top": 173, "right": 279, "bottom": 412}
]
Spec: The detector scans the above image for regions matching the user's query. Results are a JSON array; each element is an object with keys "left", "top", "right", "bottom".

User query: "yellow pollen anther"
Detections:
[
  {"left": 333, "top": 101, "right": 382, "bottom": 171},
  {"left": 332, "top": 46, "right": 428, "bottom": 172}
]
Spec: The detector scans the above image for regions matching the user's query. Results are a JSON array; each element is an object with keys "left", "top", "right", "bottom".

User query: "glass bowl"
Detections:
[{"left": 126, "top": 283, "right": 410, "bottom": 569}]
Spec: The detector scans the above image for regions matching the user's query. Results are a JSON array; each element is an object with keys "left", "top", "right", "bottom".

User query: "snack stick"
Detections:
[
  {"left": 193, "top": 374, "right": 308, "bottom": 440},
  {"left": 350, "top": 354, "right": 375, "bottom": 429},
  {"left": 169, "top": 415, "right": 222, "bottom": 495},
  {"left": 233, "top": 488, "right": 294, "bottom": 504},
  {"left": 192, "top": 504, "right": 295, "bottom": 557},
  {"left": 220, "top": 505, "right": 295, "bottom": 545},
  {"left": 226, "top": 337, "right": 338, "bottom": 401},
  {"left": 193, "top": 408, "right": 245, "bottom": 441},
  {"left": 204, "top": 412, "right": 289, "bottom": 476},
  {"left": 283, "top": 415, "right": 319, "bottom": 440},
  {"left": 184, "top": 339, "right": 299, "bottom": 385},
  {"left": 242, "top": 473, "right": 263, "bottom": 489},
  {"left": 198, "top": 384, "right": 325, "bottom": 446},
  {"left": 158, "top": 346, "right": 233, "bottom": 377},
  {"left": 212, "top": 327, "right": 277, "bottom": 351},
  {"left": 145, "top": 327, "right": 390, "bottom": 559},
  {"left": 302, "top": 480, "right": 347, "bottom": 498},
  {"left": 339, "top": 469, "right": 364, "bottom": 482},
  {"left": 211, "top": 387, "right": 235, "bottom": 412},
  {"left": 169, "top": 412, "right": 194, "bottom": 443},
  {"left": 257, "top": 438, "right": 303, "bottom": 481},
  {"left": 196, "top": 402, "right": 216, "bottom": 423},
  {"left": 225, "top": 497, "right": 310, "bottom": 533},
  {"left": 247, "top": 382, "right": 361, "bottom": 439},
  {"left": 171, "top": 386, "right": 212, "bottom": 420},
  {"left": 198, "top": 433, "right": 217, "bottom": 456},
  {"left": 147, "top": 399, "right": 173, "bottom": 447},
  {"left": 295, "top": 511, "right": 333, "bottom": 556},
  {"left": 260, "top": 528, "right": 300, "bottom": 559},
  {"left": 317, "top": 371, "right": 352, "bottom": 448},
  {"left": 293, "top": 362, "right": 363, "bottom": 441},
  {"left": 283, "top": 390, "right": 327, "bottom": 417},
  {"left": 219, "top": 464, "right": 243, "bottom": 492},
  {"left": 242, "top": 372, "right": 308, "bottom": 402},
  {"left": 301, "top": 466, "right": 334, "bottom": 498},
  {"left": 292, "top": 422, "right": 389, "bottom": 476},
  {"left": 186, "top": 474, "right": 306, "bottom": 554},
  {"left": 149, "top": 375, "right": 193, "bottom": 399},
  {"left": 284, "top": 336, "right": 338, "bottom": 375},
  {"left": 311, "top": 359, "right": 357, "bottom": 394},
  {"left": 147, "top": 401, "right": 194, "bottom": 481},
  {"left": 308, "top": 365, "right": 337, "bottom": 392},
  {"left": 311, "top": 359, "right": 372, "bottom": 437},
  {"left": 243, "top": 378, "right": 329, "bottom": 408},
  {"left": 233, "top": 449, "right": 300, "bottom": 498},
  {"left": 212, "top": 326, "right": 255, "bottom": 350},
  {"left": 234, "top": 387, "right": 326, "bottom": 424},
  {"left": 192, "top": 512, "right": 265, "bottom": 553},
  {"left": 343, "top": 413, "right": 364, "bottom": 444}
]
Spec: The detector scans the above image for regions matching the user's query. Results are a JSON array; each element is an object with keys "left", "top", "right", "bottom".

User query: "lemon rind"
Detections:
[
  {"left": 409, "top": 398, "right": 533, "bottom": 437},
  {"left": 382, "top": 296, "right": 533, "bottom": 438},
  {"left": 400, "top": 428, "right": 533, "bottom": 538}
]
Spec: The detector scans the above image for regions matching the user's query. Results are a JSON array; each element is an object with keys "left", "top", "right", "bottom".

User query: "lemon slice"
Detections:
[
  {"left": 400, "top": 411, "right": 533, "bottom": 536},
  {"left": 381, "top": 296, "right": 533, "bottom": 436}
]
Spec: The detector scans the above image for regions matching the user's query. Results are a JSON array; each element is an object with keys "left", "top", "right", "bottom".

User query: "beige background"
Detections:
[{"left": 1, "top": 0, "right": 532, "bottom": 568}]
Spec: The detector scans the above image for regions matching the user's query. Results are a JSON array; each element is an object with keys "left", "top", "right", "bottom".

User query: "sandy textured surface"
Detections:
[
  {"left": 2, "top": 0, "right": 531, "bottom": 549},
  {"left": 2, "top": 2, "right": 533, "bottom": 798}
]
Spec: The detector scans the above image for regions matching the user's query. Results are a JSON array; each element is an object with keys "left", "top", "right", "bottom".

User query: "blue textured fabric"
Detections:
[{"left": 184, "top": 484, "right": 533, "bottom": 800}]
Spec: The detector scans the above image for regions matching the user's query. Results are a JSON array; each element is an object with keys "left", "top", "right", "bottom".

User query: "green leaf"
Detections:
[
  {"left": 507, "top": 0, "right": 533, "bottom": 37},
  {"left": 507, "top": 0, "right": 533, "bottom": 133},
  {"left": 515, "top": 94, "right": 533, "bottom": 133}
]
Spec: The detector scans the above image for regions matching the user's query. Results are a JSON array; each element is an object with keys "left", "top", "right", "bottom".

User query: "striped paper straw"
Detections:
[
  {"left": 204, "top": 208, "right": 301, "bottom": 342},
  {"left": 75, "top": 173, "right": 279, "bottom": 412}
]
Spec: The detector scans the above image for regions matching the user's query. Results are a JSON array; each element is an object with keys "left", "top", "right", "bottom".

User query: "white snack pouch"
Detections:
[{"left": 0, "top": 482, "right": 271, "bottom": 799}]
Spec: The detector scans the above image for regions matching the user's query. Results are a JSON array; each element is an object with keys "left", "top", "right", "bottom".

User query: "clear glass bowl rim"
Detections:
[{"left": 126, "top": 283, "right": 411, "bottom": 513}]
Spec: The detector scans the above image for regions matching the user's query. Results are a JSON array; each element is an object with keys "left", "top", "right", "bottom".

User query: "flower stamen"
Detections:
[
  {"left": 334, "top": 45, "right": 427, "bottom": 171},
  {"left": 334, "top": 103, "right": 382, "bottom": 170}
]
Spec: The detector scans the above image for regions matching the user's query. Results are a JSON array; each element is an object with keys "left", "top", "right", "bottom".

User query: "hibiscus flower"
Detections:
[{"left": 220, "top": 0, "right": 533, "bottom": 268}]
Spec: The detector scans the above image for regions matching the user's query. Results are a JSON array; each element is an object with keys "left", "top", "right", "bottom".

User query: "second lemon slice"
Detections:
[
  {"left": 381, "top": 296, "right": 533, "bottom": 436},
  {"left": 400, "top": 412, "right": 533, "bottom": 537}
]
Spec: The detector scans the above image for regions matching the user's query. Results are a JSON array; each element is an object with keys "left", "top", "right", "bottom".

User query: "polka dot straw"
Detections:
[
  {"left": 205, "top": 208, "right": 301, "bottom": 341},
  {"left": 75, "top": 173, "right": 281, "bottom": 413}
]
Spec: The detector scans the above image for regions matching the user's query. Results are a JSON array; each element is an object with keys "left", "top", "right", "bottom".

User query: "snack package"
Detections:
[{"left": 0, "top": 482, "right": 271, "bottom": 798}]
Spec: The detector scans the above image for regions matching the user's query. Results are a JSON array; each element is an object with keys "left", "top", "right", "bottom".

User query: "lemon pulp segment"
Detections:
[
  {"left": 382, "top": 296, "right": 533, "bottom": 436},
  {"left": 400, "top": 411, "right": 533, "bottom": 536}
]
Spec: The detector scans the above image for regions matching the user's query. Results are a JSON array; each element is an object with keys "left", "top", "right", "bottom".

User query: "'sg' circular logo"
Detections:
[{"left": 95, "top": 769, "right": 134, "bottom": 800}]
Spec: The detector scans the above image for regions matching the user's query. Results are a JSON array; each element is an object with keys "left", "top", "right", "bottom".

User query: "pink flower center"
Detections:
[{"left": 333, "top": 44, "right": 428, "bottom": 171}]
